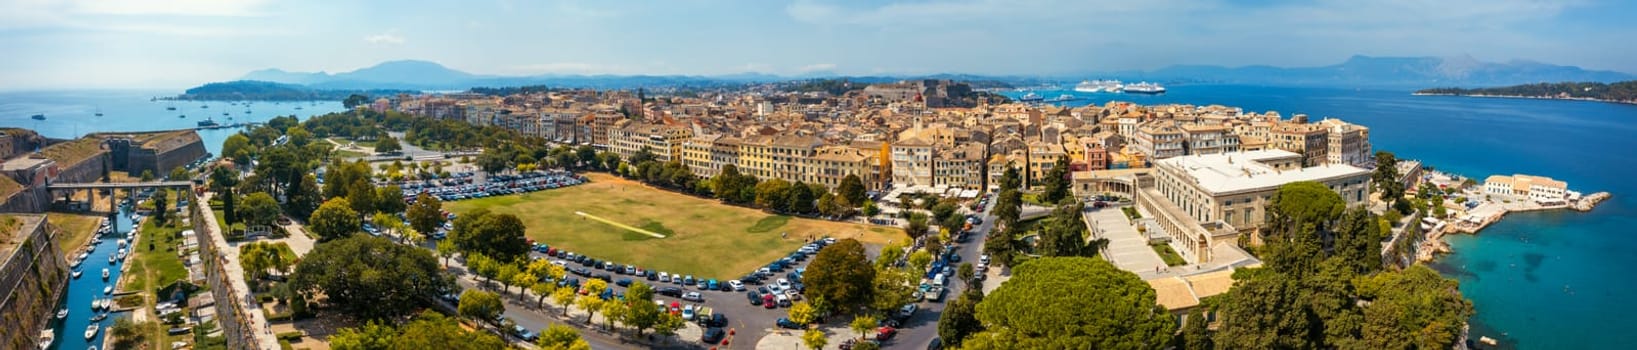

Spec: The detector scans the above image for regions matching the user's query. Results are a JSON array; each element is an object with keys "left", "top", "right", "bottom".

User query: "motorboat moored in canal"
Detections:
[
  {"left": 57, "top": 308, "right": 68, "bottom": 319},
  {"left": 102, "top": 268, "right": 110, "bottom": 280},
  {"left": 103, "top": 285, "right": 113, "bottom": 294},
  {"left": 85, "top": 324, "right": 99, "bottom": 340}
]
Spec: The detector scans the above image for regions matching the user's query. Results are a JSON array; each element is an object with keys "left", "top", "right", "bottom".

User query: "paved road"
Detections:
[
  {"left": 890, "top": 194, "right": 998, "bottom": 349},
  {"left": 197, "top": 192, "right": 283, "bottom": 350}
]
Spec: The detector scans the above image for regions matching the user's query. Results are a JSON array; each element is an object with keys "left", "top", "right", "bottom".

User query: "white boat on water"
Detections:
[
  {"left": 102, "top": 268, "right": 110, "bottom": 280},
  {"left": 37, "top": 329, "right": 52, "bottom": 349},
  {"left": 117, "top": 239, "right": 126, "bottom": 248},
  {"left": 72, "top": 270, "right": 82, "bottom": 279},
  {"left": 103, "top": 286, "right": 113, "bottom": 294},
  {"left": 108, "top": 254, "right": 116, "bottom": 263},
  {"left": 85, "top": 324, "right": 99, "bottom": 340},
  {"left": 57, "top": 308, "right": 68, "bottom": 319}
]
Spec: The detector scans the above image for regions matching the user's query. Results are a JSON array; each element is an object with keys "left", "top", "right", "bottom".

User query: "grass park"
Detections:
[{"left": 447, "top": 173, "right": 906, "bottom": 279}]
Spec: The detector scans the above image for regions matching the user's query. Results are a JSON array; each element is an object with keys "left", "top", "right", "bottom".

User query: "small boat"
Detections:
[
  {"left": 57, "top": 308, "right": 68, "bottom": 319},
  {"left": 85, "top": 324, "right": 98, "bottom": 340},
  {"left": 101, "top": 268, "right": 110, "bottom": 280},
  {"left": 178, "top": 114, "right": 186, "bottom": 118},
  {"left": 86, "top": 243, "right": 95, "bottom": 253},
  {"left": 89, "top": 312, "right": 107, "bottom": 322},
  {"left": 37, "top": 330, "right": 52, "bottom": 350},
  {"left": 72, "top": 270, "right": 82, "bottom": 279},
  {"left": 31, "top": 114, "right": 45, "bottom": 120},
  {"left": 108, "top": 254, "right": 116, "bottom": 263},
  {"left": 117, "top": 239, "right": 126, "bottom": 248},
  {"left": 103, "top": 286, "right": 112, "bottom": 294}
]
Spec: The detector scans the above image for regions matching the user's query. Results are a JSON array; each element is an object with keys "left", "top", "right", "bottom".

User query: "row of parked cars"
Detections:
[{"left": 400, "top": 170, "right": 586, "bottom": 203}]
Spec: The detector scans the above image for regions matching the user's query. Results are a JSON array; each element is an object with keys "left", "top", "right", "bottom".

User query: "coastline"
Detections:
[{"left": 1410, "top": 92, "right": 1637, "bottom": 106}]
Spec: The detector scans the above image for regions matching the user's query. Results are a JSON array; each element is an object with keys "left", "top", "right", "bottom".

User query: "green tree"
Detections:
[
  {"left": 141, "top": 169, "right": 155, "bottom": 182},
  {"left": 1177, "top": 308, "right": 1212, "bottom": 350},
  {"left": 450, "top": 210, "right": 530, "bottom": 262},
  {"left": 1354, "top": 265, "right": 1474, "bottom": 349},
  {"left": 789, "top": 301, "right": 819, "bottom": 325},
  {"left": 801, "top": 328, "right": 828, "bottom": 350},
  {"left": 1213, "top": 272, "right": 1316, "bottom": 349},
  {"left": 970, "top": 257, "right": 1174, "bottom": 348},
  {"left": 169, "top": 166, "right": 190, "bottom": 181},
  {"left": 110, "top": 316, "right": 148, "bottom": 349},
  {"left": 1372, "top": 151, "right": 1407, "bottom": 211},
  {"left": 223, "top": 133, "right": 255, "bottom": 166},
  {"left": 407, "top": 193, "right": 445, "bottom": 234},
  {"left": 289, "top": 235, "right": 449, "bottom": 320},
  {"left": 869, "top": 268, "right": 919, "bottom": 315},
  {"left": 874, "top": 243, "right": 905, "bottom": 270},
  {"left": 347, "top": 178, "right": 378, "bottom": 216},
  {"left": 905, "top": 212, "right": 930, "bottom": 240},
  {"left": 755, "top": 178, "right": 792, "bottom": 210},
  {"left": 390, "top": 311, "right": 508, "bottom": 350},
  {"left": 907, "top": 249, "right": 933, "bottom": 273},
  {"left": 623, "top": 281, "right": 663, "bottom": 335},
  {"left": 239, "top": 192, "right": 282, "bottom": 228},
  {"left": 152, "top": 188, "right": 170, "bottom": 223},
  {"left": 1040, "top": 155, "right": 1072, "bottom": 203},
  {"left": 551, "top": 286, "right": 577, "bottom": 316},
  {"left": 309, "top": 198, "right": 361, "bottom": 241},
  {"left": 375, "top": 135, "right": 402, "bottom": 153},
  {"left": 1000, "top": 162, "right": 1022, "bottom": 192},
  {"left": 937, "top": 288, "right": 984, "bottom": 348},
  {"left": 458, "top": 290, "right": 505, "bottom": 325},
  {"left": 375, "top": 185, "right": 407, "bottom": 214},
  {"left": 328, "top": 321, "right": 396, "bottom": 350},
  {"left": 862, "top": 200, "right": 880, "bottom": 217},
  {"left": 537, "top": 324, "right": 591, "bottom": 350},
  {"left": 957, "top": 262, "right": 976, "bottom": 284},
  {"left": 1039, "top": 200, "right": 1100, "bottom": 257},
  {"left": 786, "top": 180, "right": 816, "bottom": 214},
  {"left": 850, "top": 314, "right": 878, "bottom": 340},
  {"left": 838, "top": 174, "right": 868, "bottom": 207},
  {"left": 804, "top": 238, "right": 876, "bottom": 311},
  {"left": 343, "top": 94, "right": 370, "bottom": 109},
  {"left": 210, "top": 166, "right": 240, "bottom": 224},
  {"left": 577, "top": 279, "right": 608, "bottom": 323},
  {"left": 285, "top": 174, "right": 323, "bottom": 220}
]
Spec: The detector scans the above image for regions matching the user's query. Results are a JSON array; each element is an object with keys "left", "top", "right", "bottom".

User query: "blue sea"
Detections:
[
  {"left": 1006, "top": 85, "right": 1637, "bottom": 349},
  {"left": 0, "top": 90, "right": 344, "bottom": 156},
  {"left": 4, "top": 87, "right": 1635, "bottom": 348}
]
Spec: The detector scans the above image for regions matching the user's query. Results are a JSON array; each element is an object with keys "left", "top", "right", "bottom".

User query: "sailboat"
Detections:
[
  {"left": 94, "top": 106, "right": 103, "bottom": 117},
  {"left": 166, "top": 102, "right": 176, "bottom": 111}
]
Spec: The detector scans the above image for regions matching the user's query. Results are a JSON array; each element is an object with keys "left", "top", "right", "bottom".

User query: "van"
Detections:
[{"left": 932, "top": 274, "right": 946, "bottom": 286}]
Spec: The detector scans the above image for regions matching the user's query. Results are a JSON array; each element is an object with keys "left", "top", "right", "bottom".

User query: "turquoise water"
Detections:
[
  {"left": 1009, "top": 85, "right": 1637, "bottom": 349},
  {"left": 0, "top": 90, "right": 344, "bottom": 155},
  {"left": 50, "top": 209, "right": 134, "bottom": 350}
]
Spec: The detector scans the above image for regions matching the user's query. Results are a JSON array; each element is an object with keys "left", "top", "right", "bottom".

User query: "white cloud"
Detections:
[{"left": 364, "top": 31, "right": 405, "bottom": 45}]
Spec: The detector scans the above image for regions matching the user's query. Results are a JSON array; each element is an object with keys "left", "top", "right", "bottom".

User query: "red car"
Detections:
[
  {"left": 876, "top": 326, "right": 897, "bottom": 341},
  {"left": 762, "top": 294, "right": 777, "bottom": 309}
]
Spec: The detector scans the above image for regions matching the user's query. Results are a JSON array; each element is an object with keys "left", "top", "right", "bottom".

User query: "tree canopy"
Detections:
[
  {"left": 289, "top": 235, "right": 449, "bottom": 320},
  {"left": 969, "top": 257, "right": 1174, "bottom": 349},
  {"left": 407, "top": 193, "right": 445, "bottom": 235},
  {"left": 239, "top": 192, "right": 282, "bottom": 228},
  {"left": 803, "top": 238, "right": 877, "bottom": 312},
  {"left": 309, "top": 197, "right": 362, "bottom": 241},
  {"left": 450, "top": 210, "right": 530, "bottom": 262}
]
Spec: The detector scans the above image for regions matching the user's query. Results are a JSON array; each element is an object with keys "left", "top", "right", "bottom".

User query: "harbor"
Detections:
[
  {"left": 1404, "top": 169, "right": 1610, "bottom": 264},
  {"left": 48, "top": 209, "right": 138, "bottom": 350}
]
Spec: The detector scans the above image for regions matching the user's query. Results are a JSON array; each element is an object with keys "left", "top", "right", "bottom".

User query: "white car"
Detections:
[
  {"left": 659, "top": 272, "right": 671, "bottom": 283},
  {"left": 785, "top": 290, "right": 802, "bottom": 301},
  {"left": 681, "top": 305, "right": 696, "bottom": 320},
  {"left": 777, "top": 278, "right": 792, "bottom": 290},
  {"left": 682, "top": 292, "right": 704, "bottom": 302},
  {"left": 979, "top": 254, "right": 991, "bottom": 265},
  {"left": 727, "top": 280, "right": 745, "bottom": 291}
]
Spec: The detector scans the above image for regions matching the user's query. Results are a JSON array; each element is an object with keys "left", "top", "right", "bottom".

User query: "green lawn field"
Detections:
[{"left": 447, "top": 173, "right": 906, "bottom": 279}]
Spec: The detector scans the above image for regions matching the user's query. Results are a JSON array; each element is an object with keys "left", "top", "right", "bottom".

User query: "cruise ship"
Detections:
[
  {"left": 1124, "top": 82, "right": 1166, "bottom": 94},
  {"left": 1073, "top": 80, "right": 1124, "bottom": 93}
]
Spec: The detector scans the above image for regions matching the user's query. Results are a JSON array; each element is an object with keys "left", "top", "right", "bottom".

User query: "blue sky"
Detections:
[{"left": 1, "top": 0, "right": 1633, "bottom": 89}]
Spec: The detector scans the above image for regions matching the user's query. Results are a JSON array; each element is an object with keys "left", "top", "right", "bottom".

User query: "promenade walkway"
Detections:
[
  {"left": 1086, "top": 207, "right": 1168, "bottom": 278},
  {"left": 198, "top": 192, "right": 281, "bottom": 350}
]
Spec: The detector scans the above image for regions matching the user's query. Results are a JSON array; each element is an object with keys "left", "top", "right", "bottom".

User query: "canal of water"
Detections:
[{"left": 48, "top": 207, "right": 137, "bottom": 350}]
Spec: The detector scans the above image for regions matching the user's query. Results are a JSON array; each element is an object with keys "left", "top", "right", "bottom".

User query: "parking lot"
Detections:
[{"left": 394, "top": 169, "right": 587, "bottom": 203}]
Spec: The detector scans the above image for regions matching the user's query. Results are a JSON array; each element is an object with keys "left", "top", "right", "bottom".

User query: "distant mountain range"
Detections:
[{"left": 216, "top": 55, "right": 1633, "bottom": 93}]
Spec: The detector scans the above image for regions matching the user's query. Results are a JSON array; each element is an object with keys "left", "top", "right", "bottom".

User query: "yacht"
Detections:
[
  {"left": 85, "top": 324, "right": 99, "bottom": 340},
  {"left": 198, "top": 118, "right": 220, "bottom": 128}
]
